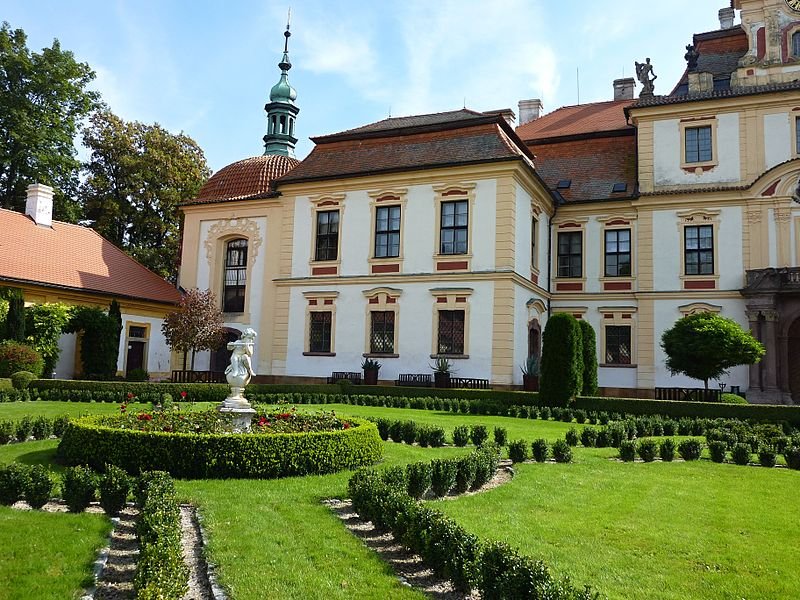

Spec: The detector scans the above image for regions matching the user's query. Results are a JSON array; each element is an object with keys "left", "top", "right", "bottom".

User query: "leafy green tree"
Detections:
[
  {"left": 579, "top": 319, "right": 598, "bottom": 396},
  {"left": 0, "top": 22, "right": 100, "bottom": 220},
  {"left": 65, "top": 306, "right": 120, "bottom": 379},
  {"left": 161, "top": 289, "right": 224, "bottom": 370},
  {"left": 108, "top": 299, "right": 123, "bottom": 363},
  {"left": 80, "top": 111, "right": 210, "bottom": 280},
  {"left": 539, "top": 313, "right": 583, "bottom": 406},
  {"left": 1, "top": 287, "right": 25, "bottom": 342},
  {"left": 25, "top": 303, "right": 72, "bottom": 376},
  {"left": 661, "top": 312, "right": 765, "bottom": 390}
]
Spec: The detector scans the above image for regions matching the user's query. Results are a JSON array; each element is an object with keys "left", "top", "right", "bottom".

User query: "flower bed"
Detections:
[{"left": 57, "top": 410, "right": 383, "bottom": 479}]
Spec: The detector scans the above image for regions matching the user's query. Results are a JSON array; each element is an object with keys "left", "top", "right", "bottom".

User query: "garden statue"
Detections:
[
  {"left": 218, "top": 328, "right": 257, "bottom": 430},
  {"left": 635, "top": 58, "right": 657, "bottom": 97}
]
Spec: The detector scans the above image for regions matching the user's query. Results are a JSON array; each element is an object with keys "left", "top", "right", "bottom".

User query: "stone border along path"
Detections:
[
  {"left": 10, "top": 500, "right": 219, "bottom": 600},
  {"left": 324, "top": 459, "right": 515, "bottom": 600}
]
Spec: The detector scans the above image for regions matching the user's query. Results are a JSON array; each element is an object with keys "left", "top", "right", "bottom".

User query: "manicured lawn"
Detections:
[
  {"left": 0, "top": 400, "right": 215, "bottom": 420},
  {"left": 0, "top": 506, "right": 111, "bottom": 600},
  {"left": 436, "top": 447, "right": 800, "bottom": 600},
  {"left": 0, "top": 402, "right": 797, "bottom": 599}
]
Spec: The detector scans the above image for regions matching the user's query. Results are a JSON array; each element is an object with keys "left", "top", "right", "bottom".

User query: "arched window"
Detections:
[
  {"left": 223, "top": 239, "right": 247, "bottom": 313},
  {"left": 280, "top": 115, "right": 286, "bottom": 133},
  {"left": 793, "top": 31, "right": 800, "bottom": 58},
  {"left": 528, "top": 319, "right": 541, "bottom": 359}
]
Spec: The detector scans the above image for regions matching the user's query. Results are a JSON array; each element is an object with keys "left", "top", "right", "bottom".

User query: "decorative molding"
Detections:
[
  {"left": 774, "top": 207, "right": 792, "bottom": 223},
  {"left": 204, "top": 218, "right": 262, "bottom": 267},
  {"left": 676, "top": 208, "right": 721, "bottom": 222},
  {"left": 746, "top": 208, "right": 763, "bottom": 224},
  {"left": 526, "top": 298, "right": 547, "bottom": 315},
  {"left": 679, "top": 302, "right": 721, "bottom": 315}
]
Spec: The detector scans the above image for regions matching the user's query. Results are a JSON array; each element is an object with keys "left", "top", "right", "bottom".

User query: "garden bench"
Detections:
[
  {"left": 327, "top": 371, "right": 363, "bottom": 385},
  {"left": 449, "top": 377, "right": 490, "bottom": 390},
  {"left": 395, "top": 373, "right": 432, "bottom": 387},
  {"left": 654, "top": 387, "right": 721, "bottom": 402}
]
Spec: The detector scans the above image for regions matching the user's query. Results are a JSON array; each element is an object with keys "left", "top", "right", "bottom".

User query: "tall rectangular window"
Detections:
[
  {"left": 531, "top": 216, "right": 538, "bottom": 268},
  {"left": 437, "top": 310, "right": 465, "bottom": 355},
  {"left": 374, "top": 205, "right": 401, "bottom": 258},
  {"left": 309, "top": 312, "right": 332, "bottom": 353},
  {"left": 685, "top": 126, "right": 712, "bottom": 163},
  {"left": 369, "top": 311, "right": 395, "bottom": 354},
  {"left": 314, "top": 210, "right": 339, "bottom": 261},
  {"left": 604, "top": 229, "right": 631, "bottom": 277},
  {"left": 223, "top": 239, "right": 247, "bottom": 312},
  {"left": 557, "top": 231, "right": 582, "bottom": 278},
  {"left": 796, "top": 116, "right": 800, "bottom": 154},
  {"left": 605, "top": 326, "right": 632, "bottom": 365},
  {"left": 684, "top": 225, "right": 714, "bottom": 275},
  {"left": 440, "top": 200, "right": 468, "bottom": 255}
]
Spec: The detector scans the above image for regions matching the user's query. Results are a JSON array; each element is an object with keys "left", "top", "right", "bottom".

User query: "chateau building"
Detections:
[{"left": 179, "top": 1, "right": 800, "bottom": 403}]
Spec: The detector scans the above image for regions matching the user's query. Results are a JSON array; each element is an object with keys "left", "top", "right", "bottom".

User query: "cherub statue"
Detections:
[
  {"left": 635, "top": 58, "right": 657, "bottom": 96},
  {"left": 225, "top": 328, "right": 257, "bottom": 393}
]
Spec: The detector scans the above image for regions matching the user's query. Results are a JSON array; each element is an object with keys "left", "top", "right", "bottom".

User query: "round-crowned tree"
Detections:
[
  {"left": 578, "top": 319, "right": 598, "bottom": 396},
  {"left": 539, "top": 313, "right": 583, "bottom": 406},
  {"left": 661, "top": 312, "right": 764, "bottom": 390}
]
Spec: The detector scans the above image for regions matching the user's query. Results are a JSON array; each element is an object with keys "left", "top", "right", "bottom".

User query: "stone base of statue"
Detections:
[{"left": 218, "top": 390, "right": 256, "bottom": 432}]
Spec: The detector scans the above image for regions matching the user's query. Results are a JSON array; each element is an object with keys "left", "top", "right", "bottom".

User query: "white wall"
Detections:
[
  {"left": 54, "top": 332, "right": 76, "bottom": 379},
  {"left": 764, "top": 112, "right": 792, "bottom": 169},
  {"left": 118, "top": 314, "right": 172, "bottom": 377},
  {"left": 653, "top": 113, "right": 741, "bottom": 186},
  {"left": 514, "top": 183, "right": 532, "bottom": 275},
  {"left": 471, "top": 180, "right": 497, "bottom": 272}
]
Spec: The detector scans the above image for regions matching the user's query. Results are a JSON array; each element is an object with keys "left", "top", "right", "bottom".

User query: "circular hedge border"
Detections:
[{"left": 57, "top": 415, "right": 383, "bottom": 479}]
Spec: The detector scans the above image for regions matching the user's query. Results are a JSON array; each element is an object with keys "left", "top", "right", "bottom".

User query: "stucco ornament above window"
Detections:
[{"left": 204, "top": 218, "right": 263, "bottom": 267}]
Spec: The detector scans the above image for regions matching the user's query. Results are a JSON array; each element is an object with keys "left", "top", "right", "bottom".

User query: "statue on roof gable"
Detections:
[
  {"left": 635, "top": 58, "right": 657, "bottom": 97},
  {"left": 685, "top": 44, "right": 700, "bottom": 71}
]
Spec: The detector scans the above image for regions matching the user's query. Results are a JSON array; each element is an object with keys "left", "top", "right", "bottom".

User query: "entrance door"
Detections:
[
  {"left": 789, "top": 319, "right": 800, "bottom": 402},
  {"left": 126, "top": 341, "right": 145, "bottom": 374},
  {"left": 210, "top": 329, "right": 242, "bottom": 373}
]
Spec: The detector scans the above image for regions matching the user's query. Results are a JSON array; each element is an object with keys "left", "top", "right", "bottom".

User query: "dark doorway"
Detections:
[
  {"left": 210, "top": 329, "right": 242, "bottom": 373},
  {"left": 528, "top": 319, "right": 541, "bottom": 359},
  {"left": 126, "top": 341, "right": 145, "bottom": 374},
  {"left": 789, "top": 318, "right": 800, "bottom": 402}
]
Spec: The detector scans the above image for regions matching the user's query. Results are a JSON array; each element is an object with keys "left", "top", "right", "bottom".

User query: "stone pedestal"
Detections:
[{"left": 218, "top": 390, "right": 256, "bottom": 432}]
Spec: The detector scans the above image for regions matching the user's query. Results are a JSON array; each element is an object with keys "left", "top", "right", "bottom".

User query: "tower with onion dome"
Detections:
[{"left": 263, "top": 20, "right": 299, "bottom": 158}]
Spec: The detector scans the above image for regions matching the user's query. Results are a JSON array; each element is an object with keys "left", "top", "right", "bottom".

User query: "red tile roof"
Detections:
[
  {"left": 0, "top": 209, "right": 181, "bottom": 304},
  {"left": 516, "top": 99, "right": 634, "bottom": 142},
  {"left": 187, "top": 155, "right": 299, "bottom": 205},
  {"left": 313, "top": 109, "right": 489, "bottom": 140}
]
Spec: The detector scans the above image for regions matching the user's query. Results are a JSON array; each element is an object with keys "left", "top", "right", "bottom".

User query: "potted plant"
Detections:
[
  {"left": 430, "top": 357, "right": 453, "bottom": 389},
  {"left": 361, "top": 358, "right": 381, "bottom": 386},
  {"left": 521, "top": 355, "right": 539, "bottom": 392}
]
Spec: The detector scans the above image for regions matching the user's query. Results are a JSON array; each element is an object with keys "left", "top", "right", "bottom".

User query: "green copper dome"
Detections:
[
  {"left": 263, "top": 23, "right": 300, "bottom": 158},
  {"left": 269, "top": 51, "right": 297, "bottom": 104}
]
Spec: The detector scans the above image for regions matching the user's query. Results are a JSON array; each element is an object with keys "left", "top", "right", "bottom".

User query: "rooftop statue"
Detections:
[{"left": 635, "top": 58, "right": 657, "bottom": 97}]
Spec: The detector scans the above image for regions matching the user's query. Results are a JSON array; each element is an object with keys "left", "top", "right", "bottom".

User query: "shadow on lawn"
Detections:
[{"left": 15, "top": 447, "right": 64, "bottom": 472}]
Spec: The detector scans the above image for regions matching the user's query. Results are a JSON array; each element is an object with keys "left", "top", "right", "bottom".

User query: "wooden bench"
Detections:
[
  {"left": 395, "top": 373, "right": 432, "bottom": 387},
  {"left": 654, "top": 387, "right": 721, "bottom": 402},
  {"left": 327, "top": 371, "right": 363, "bottom": 385},
  {"left": 449, "top": 377, "right": 490, "bottom": 390}
]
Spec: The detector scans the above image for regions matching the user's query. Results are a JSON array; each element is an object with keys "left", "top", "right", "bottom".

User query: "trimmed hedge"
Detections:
[
  {"left": 540, "top": 313, "right": 584, "bottom": 407},
  {"left": 57, "top": 415, "right": 383, "bottom": 478}
]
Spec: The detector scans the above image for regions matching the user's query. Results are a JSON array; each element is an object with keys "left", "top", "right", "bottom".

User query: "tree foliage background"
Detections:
[
  {"left": 661, "top": 312, "right": 765, "bottom": 389},
  {"left": 161, "top": 289, "right": 224, "bottom": 370},
  {"left": 1, "top": 22, "right": 210, "bottom": 281}
]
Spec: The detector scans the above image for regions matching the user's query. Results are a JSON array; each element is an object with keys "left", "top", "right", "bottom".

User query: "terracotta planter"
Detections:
[
  {"left": 522, "top": 374, "right": 539, "bottom": 392},
  {"left": 363, "top": 368, "right": 379, "bottom": 386},
  {"left": 434, "top": 372, "right": 451, "bottom": 388}
]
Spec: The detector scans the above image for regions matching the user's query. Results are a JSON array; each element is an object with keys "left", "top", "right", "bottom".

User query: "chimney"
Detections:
[
  {"left": 688, "top": 71, "right": 715, "bottom": 93},
  {"left": 518, "top": 99, "right": 543, "bottom": 125},
  {"left": 483, "top": 108, "right": 516, "bottom": 126},
  {"left": 25, "top": 183, "right": 54, "bottom": 227},
  {"left": 719, "top": 7, "right": 735, "bottom": 29},
  {"left": 613, "top": 77, "right": 635, "bottom": 100}
]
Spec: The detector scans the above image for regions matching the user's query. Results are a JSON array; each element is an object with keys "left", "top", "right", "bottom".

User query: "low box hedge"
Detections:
[{"left": 57, "top": 415, "right": 383, "bottom": 479}]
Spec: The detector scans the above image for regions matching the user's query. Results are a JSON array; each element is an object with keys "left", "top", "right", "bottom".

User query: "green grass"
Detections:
[
  {"left": 436, "top": 447, "right": 800, "bottom": 600},
  {"left": 0, "top": 402, "right": 798, "bottom": 599},
  {"left": 0, "top": 400, "right": 215, "bottom": 420},
  {"left": 0, "top": 506, "right": 111, "bottom": 600}
]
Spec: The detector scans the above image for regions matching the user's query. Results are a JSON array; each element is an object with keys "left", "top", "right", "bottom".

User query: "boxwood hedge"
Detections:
[{"left": 57, "top": 415, "right": 383, "bottom": 479}]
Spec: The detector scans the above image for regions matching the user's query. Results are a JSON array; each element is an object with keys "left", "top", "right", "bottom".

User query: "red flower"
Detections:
[
  {"left": 180, "top": 391, "right": 187, "bottom": 399},
  {"left": 127, "top": 392, "right": 134, "bottom": 400},
  {"left": 120, "top": 403, "right": 127, "bottom": 413},
  {"left": 343, "top": 422, "right": 351, "bottom": 429},
  {"left": 137, "top": 413, "right": 153, "bottom": 421},
  {"left": 258, "top": 416, "right": 268, "bottom": 427}
]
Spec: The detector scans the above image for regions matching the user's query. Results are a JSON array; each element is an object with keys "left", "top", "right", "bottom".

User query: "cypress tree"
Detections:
[
  {"left": 539, "top": 313, "right": 583, "bottom": 406},
  {"left": 579, "top": 319, "right": 598, "bottom": 396},
  {"left": 4, "top": 288, "right": 26, "bottom": 342},
  {"left": 108, "top": 299, "right": 123, "bottom": 363}
]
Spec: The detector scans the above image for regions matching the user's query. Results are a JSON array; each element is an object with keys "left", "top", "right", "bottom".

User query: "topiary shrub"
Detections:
[
  {"left": 565, "top": 428, "right": 579, "bottom": 447},
  {"left": 10, "top": 371, "right": 36, "bottom": 390},
  {"left": 539, "top": 313, "right": 583, "bottom": 407},
  {"left": 578, "top": 319, "right": 598, "bottom": 396},
  {"left": 531, "top": 438, "right": 549, "bottom": 462},
  {"left": 731, "top": 443, "right": 751, "bottom": 466},
  {"left": 452, "top": 425, "right": 470, "bottom": 447},
  {"left": 758, "top": 447, "right": 777, "bottom": 468},
  {"left": 470, "top": 425, "right": 489, "bottom": 447},
  {"left": 580, "top": 427, "right": 598, "bottom": 447},
  {"left": 52, "top": 415, "right": 70, "bottom": 438},
  {"left": 551, "top": 439, "right": 573, "bottom": 463},
  {"left": 619, "top": 440, "right": 636, "bottom": 462},
  {"left": 454, "top": 454, "right": 477, "bottom": 494},
  {"left": 0, "top": 420, "right": 14, "bottom": 444},
  {"left": 407, "top": 461, "right": 432, "bottom": 499},
  {"left": 708, "top": 440, "right": 727, "bottom": 463},
  {"left": 539, "top": 406, "right": 551, "bottom": 420},
  {"left": 63, "top": 465, "right": 97, "bottom": 512},
  {"left": 31, "top": 416, "right": 53, "bottom": 440},
  {"left": 401, "top": 420, "right": 418, "bottom": 445},
  {"left": 507, "top": 439, "right": 529, "bottom": 464},
  {"left": 493, "top": 426, "right": 507, "bottom": 447},
  {"left": 374, "top": 418, "right": 390, "bottom": 441},
  {"left": 784, "top": 447, "right": 800, "bottom": 470},
  {"left": 471, "top": 444, "right": 500, "bottom": 489},
  {"left": 678, "top": 439, "right": 702, "bottom": 461},
  {"left": 637, "top": 439, "right": 658, "bottom": 462},
  {"left": 721, "top": 393, "right": 748, "bottom": 405},
  {"left": 24, "top": 465, "right": 54, "bottom": 509},
  {"left": 430, "top": 459, "right": 458, "bottom": 497},
  {"left": 659, "top": 438, "right": 676, "bottom": 462},
  {"left": 388, "top": 420, "right": 404, "bottom": 443},
  {"left": 0, "top": 463, "right": 29, "bottom": 504},
  {"left": 0, "top": 341, "right": 44, "bottom": 378},
  {"left": 99, "top": 464, "right": 131, "bottom": 515},
  {"left": 15, "top": 416, "right": 33, "bottom": 442}
]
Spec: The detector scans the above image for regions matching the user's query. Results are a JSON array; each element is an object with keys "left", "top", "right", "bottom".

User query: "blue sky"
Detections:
[{"left": 6, "top": 1, "right": 723, "bottom": 172}]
